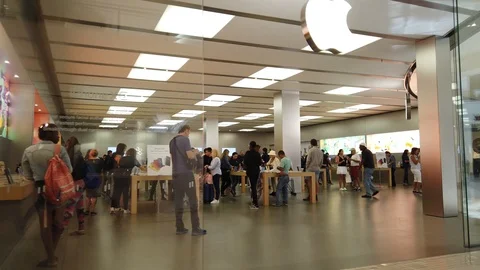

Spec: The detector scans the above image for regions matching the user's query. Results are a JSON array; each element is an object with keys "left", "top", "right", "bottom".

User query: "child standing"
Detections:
[{"left": 275, "top": 151, "right": 292, "bottom": 207}]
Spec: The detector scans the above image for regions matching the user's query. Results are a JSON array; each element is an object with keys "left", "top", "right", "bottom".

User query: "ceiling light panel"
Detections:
[
  {"left": 155, "top": 5, "right": 234, "bottom": 38},
  {"left": 127, "top": 68, "right": 176, "bottom": 81},
  {"left": 300, "top": 116, "right": 323, "bottom": 122},
  {"left": 149, "top": 126, "right": 169, "bottom": 130},
  {"left": 195, "top": 95, "right": 241, "bottom": 107},
  {"left": 231, "top": 78, "right": 277, "bottom": 89},
  {"left": 218, "top": 122, "right": 239, "bottom": 127},
  {"left": 299, "top": 100, "right": 320, "bottom": 107},
  {"left": 107, "top": 106, "right": 137, "bottom": 115},
  {"left": 99, "top": 125, "right": 118, "bottom": 128},
  {"left": 255, "top": 123, "right": 274, "bottom": 129},
  {"left": 173, "top": 110, "right": 205, "bottom": 118},
  {"left": 133, "top": 54, "right": 189, "bottom": 70},
  {"left": 239, "top": 129, "right": 256, "bottom": 132},
  {"left": 114, "top": 88, "right": 155, "bottom": 103},
  {"left": 250, "top": 67, "right": 304, "bottom": 80},
  {"left": 324, "top": 87, "right": 370, "bottom": 96},
  {"left": 157, "top": 120, "right": 184, "bottom": 125},
  {"left": 328, "top": 108, "right": 358, "bottom": 114},
  {"left": 347, "top": 104, "right": 381, "bottom": 110},
  {"left": 235, "top": 113, "right": 271, "bottom": 120},
  {"left": 102, "top": 117, "right": 126, "bottom": 124}
]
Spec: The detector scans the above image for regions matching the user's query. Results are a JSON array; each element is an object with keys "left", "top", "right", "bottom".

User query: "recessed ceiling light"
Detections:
[
  {"left": 114, "top": 88, "right": 155, "bottom": 103},
  {"left": 195, "top": 94, "right": 241, "bottom": 107},
  {"left": 14, "top": 74, "right": 19, "bottom": 78},
  {"left": 35, "top": 104, "right": 38, "bottom": 107},
  {"left": 324, "top": 87, "right": 370, "bottom": 96},
  {"left": 157, "top": 119, "right": 183, "bottom": 126},
  {"left": 218, "top": 122, "right": 239, "bottom": 127},
  {"left": 255, "top": 123, "right": 274, "bottom": 129},
  {"left": 155, "top": 5, "right": 234, "bottom": 38},
  {"left": 199, "top": 128, "right": 204, "bottom": 131},
  {"left": 347, "top": 104, "right": 381, "bottom": 110},
  {"left": 250, "top": 67, "right": 304, "bottom": 80},
  {"left": 102, "top": 117, "right": 126, "bottom": 124},
  {"left": 328, "top": 108, "right": 359, "bottom": 114},
  {"left": 99, "top": 125, "right": 118, "bottom": 128},
  {"left": 107, "top": 106, "right": 137, "bottom": 115},
  {"left": 149, "top": 126, "right": 168, "bottom": 130},
  {"left": 300, "top": 116, "right": 323, "bottom": 122},
  {"left": 4, "top": 60, "right": 9, "bottom": 64},
  {"left": 235, "top": 113, "right": 271, "bottom": 120},
  {"left": 299, "top": 100, "right": 320, "bottom": 107},
  {"left": 133, "top": 53, "right": 189, "bottom": 71},
  {"left": 127, "top": 68, "right": 175, "bottom": 81},
  {"left": 38, "top": 109, "right": 42, "bottom": 112},
  {"left": 173, "top": 110, "right": 205, "bottom": 118},
  {"left": 239, "top": 129, "right": 256, "bottom": 132},
  {"left": 231, "top": 78, "right": 277, "bottom": 89}
]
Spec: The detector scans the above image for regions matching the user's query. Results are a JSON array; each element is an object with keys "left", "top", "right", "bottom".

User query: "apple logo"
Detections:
[{"left": 301, "top": 0, "right": 380, "bottom": 55}]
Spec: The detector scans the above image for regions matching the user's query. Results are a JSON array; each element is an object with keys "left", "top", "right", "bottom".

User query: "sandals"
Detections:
[{"left": 69, "top": 230, "right": 85, "bottom": 236}]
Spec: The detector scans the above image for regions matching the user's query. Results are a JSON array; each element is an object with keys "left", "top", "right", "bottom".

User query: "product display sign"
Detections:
[
  {"left": 375, "top": 152, "right": 388, "bottom": 168},
  {"left": 320, "top": 136, "right": 365, "bottom": 155},
  {"left": 147, "top": 145, "right": 172, "bottom": 176},
  {"left": 367, "top": 130, "right": 420, "bottom": 153}
]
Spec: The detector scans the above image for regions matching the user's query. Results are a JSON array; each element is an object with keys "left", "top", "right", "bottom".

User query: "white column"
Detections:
[
  {"left": 416, "top": 37, "right": 458, "bottom": 217},
  {"left": 274, "top": 91, "right": 301, "bottom": 193},
  {"left": 204, "top": 117, "right": 219, "bottom": 150}
]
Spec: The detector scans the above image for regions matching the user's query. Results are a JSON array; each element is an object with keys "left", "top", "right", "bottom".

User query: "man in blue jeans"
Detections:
[
  {"left": 359, "top": 143, "right": 379, "bottom": 198},
  {"left": 275, "top": 150, "right": 292, "bottom": 207}
]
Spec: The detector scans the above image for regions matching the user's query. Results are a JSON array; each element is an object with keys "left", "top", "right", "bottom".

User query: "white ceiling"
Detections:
[{"left": 1, "top": 0, "right": 474, "bottom": 132}]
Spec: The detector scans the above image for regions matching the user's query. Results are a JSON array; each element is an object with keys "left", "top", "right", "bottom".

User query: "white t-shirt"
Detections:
[
  {"left": 350, "top": 153, "right": 361, "bottom": 166},
  {"left": 410, "top": 155, "right": 421, "bottom": 170}
]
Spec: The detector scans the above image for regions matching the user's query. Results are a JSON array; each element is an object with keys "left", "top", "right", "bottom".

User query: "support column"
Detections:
[
  {"left": 204, "top": 117, "right": 219, "bottom": 150},
  {"left": 274, "top": 91, "right": 301, "bottom": 193},
  {"left": 416, "top": 37, "right": 458, "bottom": 217}
]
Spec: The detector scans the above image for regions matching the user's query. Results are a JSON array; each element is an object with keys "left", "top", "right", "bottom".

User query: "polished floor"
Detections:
[
  {"left": 347, "top": 250, "right": 480, "bottom": 270},
  {"left": 1, "top": 184, "right": 467, "bottom": 270}
]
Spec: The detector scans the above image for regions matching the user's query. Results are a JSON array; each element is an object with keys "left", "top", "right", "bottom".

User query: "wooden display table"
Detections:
[
  {"left": 130, "top": 175, "right": 199, "bottom": 215},
  {"left": 0, "top": 181, "right": 34, "bottom": 201},
  {"left": 360, "top": 168, "right": 392, "bottom": 187},
  {"left": 230, "top": 171, "right": 247, "bottom": 194},
  {"left": 261, "top": 171, "right": 317, "bottom": 206}
]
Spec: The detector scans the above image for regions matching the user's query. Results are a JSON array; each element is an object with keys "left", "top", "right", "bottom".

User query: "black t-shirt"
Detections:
[
  {"left": 361, "top": 149, "right": 375, "bottom": 169},
  {"left": 243, "top": 150, "right": 262, "bottom": 173},
  {"left": 261, "top": 153, "right": 269, "bottom": 164}
]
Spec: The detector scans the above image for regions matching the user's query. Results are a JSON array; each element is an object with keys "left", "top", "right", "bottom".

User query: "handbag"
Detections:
[{"left": 204, "top": 173, "right": 213, "bottom": 185}]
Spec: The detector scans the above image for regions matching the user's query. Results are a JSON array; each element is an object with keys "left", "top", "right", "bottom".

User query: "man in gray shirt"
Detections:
[
  {"left": 304, "top": 139, "right": 323, "bottom": 201},
  {"left": 169, "top": 125, "right": 206, "bottom": 236},
  {"left": 386, "top": 151, "right": 397, "bottom": 187}
]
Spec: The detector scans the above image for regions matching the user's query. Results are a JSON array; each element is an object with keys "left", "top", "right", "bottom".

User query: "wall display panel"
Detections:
[
  {"left": 366, "top": 130, "right": 420, "bottom": 153},
  {"left": 0, "top": 73, "right": 10, "bottom": 138},
  {"left": 320, "top": 136, "right": 365, "bottom": 155}
]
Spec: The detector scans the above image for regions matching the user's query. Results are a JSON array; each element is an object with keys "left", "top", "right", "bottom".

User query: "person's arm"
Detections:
[
  {"left": 411, "top": 155, "right": 420, "bottom": 165},
  {"left": 208, "top": 158, "right": 220, "bottom": 170},
  {"left": 21, "top": 151, "right": 33, "bottom": 181},
  {"left": 306, "top": 151, "right": 312, "bottom": 168},
  {"left": 335, "top": 156, "right": 340, "bottom": 164}
]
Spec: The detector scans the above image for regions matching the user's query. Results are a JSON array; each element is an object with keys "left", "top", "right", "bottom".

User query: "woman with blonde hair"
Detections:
[
  {"left": 206, "top": 148, "right": 222, "bottom": 204},
  {"left": 410, "top": 147, "right": 422, "bottom": 194},
  {"left": 220, "top": 149, "right": 232, "bottom": 197}
]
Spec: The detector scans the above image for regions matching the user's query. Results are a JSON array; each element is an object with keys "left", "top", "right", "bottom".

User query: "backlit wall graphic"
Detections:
[
  {"left": 367, "top": 130, "right": 420, "bottom": 153},
  {"left": 0, "top": 72, "right": 10, "bottom": 138},
  {"left": 320, "top": 135, "right": 365, "bottom": 155}
]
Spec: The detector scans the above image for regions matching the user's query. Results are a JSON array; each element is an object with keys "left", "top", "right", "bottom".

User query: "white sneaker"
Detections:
[
  {"left": 211, "top": 199, "right": 220, "bottom": 204},
  {"left": 123, "top": 209, "right": 130, "bottom": 214}
]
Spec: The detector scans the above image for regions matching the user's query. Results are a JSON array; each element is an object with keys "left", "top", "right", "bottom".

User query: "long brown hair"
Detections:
[{"left": 65, "top": 136, "right": 80, "bottom": 162}]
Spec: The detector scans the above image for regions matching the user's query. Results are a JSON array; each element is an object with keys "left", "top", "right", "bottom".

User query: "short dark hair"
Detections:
[
  {"left": 126, "top": 148, "right": 137, "bottom": 158},
  {"left": 178, "top": 125, "right": 191, "bottom": 134},
  {"left": 116, "top": 143, "right": 127, "bottom": 155},
  {"left": 38, "top": 123, "right": 60, "bottom": 144},
  {"left": 310, "top": 139, "right": 318, "bottom": 146},
  {"left": 385, "top": 151, "right": 391, "bottom": 155},
  {"left": 263, "top": 147, "right": 268, "bottom": 152},
  {"left": 249, "top": 141, "right": 257, "bottom": 149},
  {"left": 204, "top": 147, "right": 212, "bottom": 153},
  {"left": 232, "top": 152, "right": 238, "bottom": 156},
  {"left": 278, "top": 150, "right": 285, "bottom": 156},
  {"left": 107, "top": 150, "right": 112, "bottom": 154}
]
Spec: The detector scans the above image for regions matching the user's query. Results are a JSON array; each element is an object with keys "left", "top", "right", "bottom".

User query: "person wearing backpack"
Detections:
[
  {"left": 63, "top": 136, "right": 88, "bottom": 236},
  {"left": 112, "top": 148, "right": 140, "bottom": 214},
  {"left": 21, "top": 123, "right": 73, "bottom": 268},
  {"left": 84, "top": 149, "right": 104, "bottom": 216}
]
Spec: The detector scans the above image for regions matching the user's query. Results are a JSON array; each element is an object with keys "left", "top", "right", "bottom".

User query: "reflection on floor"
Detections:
[
  {"left": 347, "top": 250, "right": 480, "bottom": 270},
  {"left": 467, "top": 177, "right": 480, "bottom": 244},
  {"left": 1, "top": 185, "right": 467, "bottom": 270}
]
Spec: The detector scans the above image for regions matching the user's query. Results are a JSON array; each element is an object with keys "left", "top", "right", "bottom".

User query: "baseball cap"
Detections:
[
  {"left": 350, "top": 148, "right": 356, "bottom": 151},
  {"left": 360, "top": 143, "right": 366, "bottom": 147}
]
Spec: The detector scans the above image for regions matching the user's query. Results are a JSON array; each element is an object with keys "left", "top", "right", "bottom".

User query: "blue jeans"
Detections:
[
  {"left": 276, "top": 175, "right": 290, "bottom": 205},
  {"left": 363, "top": 168, "right": 377, "bottom": 196}
]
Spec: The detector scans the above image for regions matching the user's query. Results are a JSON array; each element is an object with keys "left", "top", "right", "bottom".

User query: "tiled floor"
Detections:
[
  {"left": 346, "top": 251, "right": 480, "bottom": 270},
  {"left": 0, "top": 185, "right": 468, "bottom": 270}
]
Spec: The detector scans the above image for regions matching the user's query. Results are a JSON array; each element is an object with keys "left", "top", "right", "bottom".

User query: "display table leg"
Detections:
[
  {"left": 131, "top": 179, "right": 138, "bottom": 215},
  {"left": 310, "top": 174, "right": 316, "bottom": 203},
  {"left": 263, "top": 174, "right": 269, "bottom": 206},
  {"left": 241, "top": 176, "right": 246, "bottom": 194}
]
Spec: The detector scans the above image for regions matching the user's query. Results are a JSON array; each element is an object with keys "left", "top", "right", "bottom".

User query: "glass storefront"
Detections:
[{"left": 454, "top": 0, "right": 480, "bottom": 247}]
